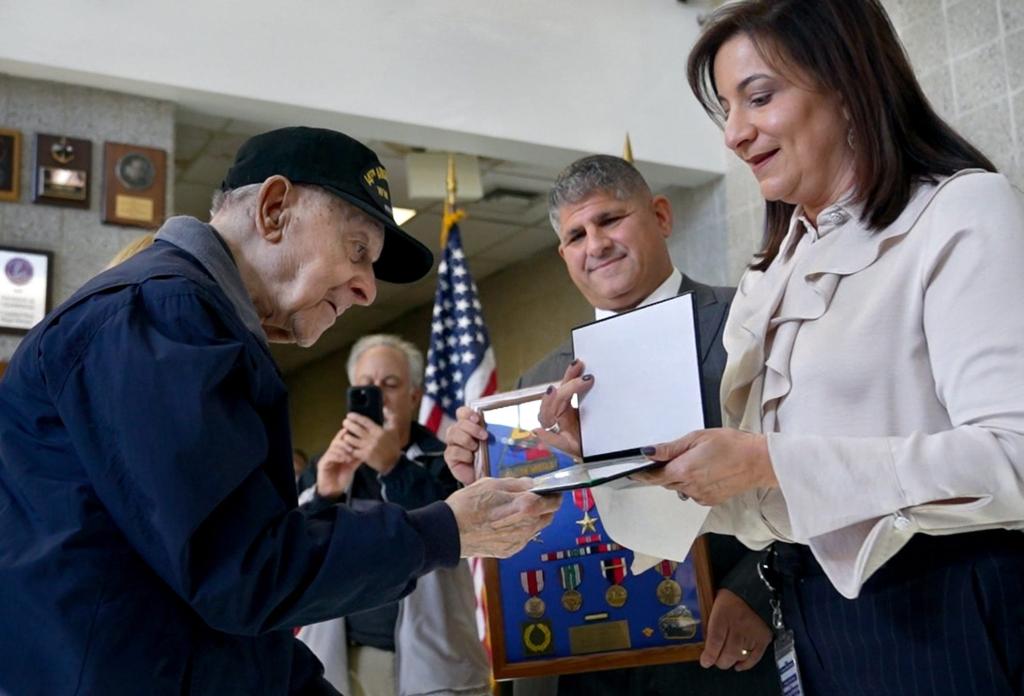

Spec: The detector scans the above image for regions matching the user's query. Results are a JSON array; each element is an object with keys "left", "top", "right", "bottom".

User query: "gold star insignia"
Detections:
[{"left": 575, "top": 510, "right": 598, "bottom": 533}]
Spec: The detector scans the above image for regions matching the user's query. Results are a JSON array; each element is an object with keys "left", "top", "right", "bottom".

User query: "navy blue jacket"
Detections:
[{"left": 0, "top": 241, "right": 459, "bottom": 695}]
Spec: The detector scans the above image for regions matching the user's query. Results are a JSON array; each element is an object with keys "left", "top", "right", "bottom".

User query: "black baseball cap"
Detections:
[{"left": 221, "top": 126, "right": 433, "bottom": 284}]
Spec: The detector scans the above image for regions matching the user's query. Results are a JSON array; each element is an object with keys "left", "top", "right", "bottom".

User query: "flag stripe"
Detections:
[{"left": 417, "top": 219, "right": 497, "bottom": 655}]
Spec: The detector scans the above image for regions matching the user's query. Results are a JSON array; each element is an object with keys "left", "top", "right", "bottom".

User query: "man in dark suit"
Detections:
[{"left": 445, "top": 155, "right": 780, "bottom": 695}]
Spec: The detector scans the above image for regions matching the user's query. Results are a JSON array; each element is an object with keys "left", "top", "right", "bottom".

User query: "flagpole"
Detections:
[{"left": 442, "top": 153, "right": 461, "bottom": 248}]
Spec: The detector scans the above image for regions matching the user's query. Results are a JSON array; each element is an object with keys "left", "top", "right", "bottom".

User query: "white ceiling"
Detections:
[{"left": 173, "top": 109, "right": 563, "bottom": 374}]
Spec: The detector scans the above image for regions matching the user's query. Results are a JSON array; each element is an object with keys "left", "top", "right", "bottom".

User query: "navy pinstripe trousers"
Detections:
[{"left": 773, "top": 530, "right": 1024, "bottom": 695}]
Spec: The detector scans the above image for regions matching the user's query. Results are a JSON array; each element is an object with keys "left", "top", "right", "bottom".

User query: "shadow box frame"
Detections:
[{"left": 471, "top": 383, "right": 715, "bottom": 680}]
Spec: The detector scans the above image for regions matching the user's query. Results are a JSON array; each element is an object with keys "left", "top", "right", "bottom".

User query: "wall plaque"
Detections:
[
  {"left": 33, "top": 134, "right": 91, "bottom": 208},
  {"left": 102, "top": 142, "right": 167, "bottom": 229},
  {"left": 0, "top": 245, "right": 53, "bottom": 335},
  {"left": 0, "top": 129, "right": 22, "bottom": 203}
]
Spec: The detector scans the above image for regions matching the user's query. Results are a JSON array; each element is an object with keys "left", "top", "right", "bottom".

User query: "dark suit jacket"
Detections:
[{"left": 515, "top": 274, "right": 780, "bottom": 696}]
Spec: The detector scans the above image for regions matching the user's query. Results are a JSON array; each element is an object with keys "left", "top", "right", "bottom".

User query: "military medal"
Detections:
[
  {"left": 601, "top": 557, "right": 628, "bottom": 608},
  {"left": 521, "top": 618, "right": 554, "bottom": 655},
  {"left": 658, "top": 603, "right": 699, "bottom": 640},
  {"left": 656, "top": 560, "right": 682, "bottom": 606},
  {"left": 559, "top": 563, "right": 583, "bottom": 612},
  {"left": 525, "top": 596, "right": 546, "bottom": 618},
  {"left": 521, "top": 569, "right": 546, "bottom": 618},
  {"left": 540, "top": 541, "right": 620, "bottom": 562},
  {"left": 573, "top": 488, "right": 599, "bottom": 534}
]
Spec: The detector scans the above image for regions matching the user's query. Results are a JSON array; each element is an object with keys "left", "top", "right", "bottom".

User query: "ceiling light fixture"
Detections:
[{"left": 392, "top": 207, "right": 417, "bottom": 225}]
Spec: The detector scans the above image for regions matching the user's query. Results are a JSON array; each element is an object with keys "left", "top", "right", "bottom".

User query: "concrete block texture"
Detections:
[
  {"left": 0, "top": 74, "right": 174, "bottom": 361},
  {"left": 953, "top": 41, "right": 1009, "bottom": 115},
  {"left": 947, "top": 0, "right": 1001, "bottom": 57}
]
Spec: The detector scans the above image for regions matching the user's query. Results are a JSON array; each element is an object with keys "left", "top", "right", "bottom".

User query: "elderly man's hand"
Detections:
[
  {"left": 633, "top": 428, "right": 778, "bottom": 505},
  {"left": 532, "top": 360, "right": 593, "bottom": 458},
  {"left": 446, "top": 477, "right": 560, "bottom": 558},
  {"left": 700, "top": 589, "right": 773, "bottom": 671},
  {"left": 444, "top": 406, "right": 489, "bottom": 485}
]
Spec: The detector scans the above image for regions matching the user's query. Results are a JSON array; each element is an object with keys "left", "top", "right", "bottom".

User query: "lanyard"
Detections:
[{"left": 759, "top": 546, "right": 806, "bottom": 696}]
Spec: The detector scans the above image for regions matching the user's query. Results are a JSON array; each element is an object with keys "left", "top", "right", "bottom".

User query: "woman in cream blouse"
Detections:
[{"left": 637, "top": 0, "right": 1024, "bottom": 692}]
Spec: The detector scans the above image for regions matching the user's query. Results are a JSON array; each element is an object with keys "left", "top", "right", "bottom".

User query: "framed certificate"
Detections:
[
  {"left": 470, "top": 384, "right": 714, "bottom": 680},
  {"left": 0, "top": 245, "right": 53, "bottom": 334}
]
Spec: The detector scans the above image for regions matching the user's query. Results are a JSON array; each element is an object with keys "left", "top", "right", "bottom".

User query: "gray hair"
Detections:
[
  {"left": 209, "top": 183, "right": 261, "bottom": 217},
  {"left": 209, "top": 182, "right": 362, "bottom": 223},
  {"left": 547, "top": 155, "right": 652, "bottom": 233},
  {"left": 346, "top": 334, "right": 425, "bottom": 389}
]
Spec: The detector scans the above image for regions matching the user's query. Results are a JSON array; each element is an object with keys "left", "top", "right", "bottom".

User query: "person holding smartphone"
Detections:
[{"left": 299, "top": 334, "right": 488, "bottom": 696}]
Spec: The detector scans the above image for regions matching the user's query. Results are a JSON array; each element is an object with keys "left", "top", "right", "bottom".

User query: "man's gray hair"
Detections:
[
  {"left": 346, "top": 334, "right": 425, "bottom": 389},
  {"left": 209, "top": 182, "right": 363, "bottom": 223},
  {"left": 547, "top": 155, "right": 652, "bottom": 233},
  {"left": 210, "top": 183, "right": 262, "bottom": 217}
]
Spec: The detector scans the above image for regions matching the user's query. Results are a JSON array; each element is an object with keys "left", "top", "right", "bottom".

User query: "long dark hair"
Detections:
[{"left": 687, "top": 0, "right": 996, "bottom": 271}]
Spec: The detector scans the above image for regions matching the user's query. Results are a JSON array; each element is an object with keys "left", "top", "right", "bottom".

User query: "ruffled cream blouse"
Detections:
[{"left": 705, "top": 170, "right": 1024, "bottom": 598}]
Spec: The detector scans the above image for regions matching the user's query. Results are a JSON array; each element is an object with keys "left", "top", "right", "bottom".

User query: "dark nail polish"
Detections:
[
  {"left": 582, "top": 374, "right": 594, "bottom": 381},
  {"left": 546, "top": 385, "right": 555, "bottom": 394},
  {"left": 570, "top": 358, "right": 579, "bottom": 367},
  {"left": 641, "top": 446, "right": 656, "bottom": 456}
]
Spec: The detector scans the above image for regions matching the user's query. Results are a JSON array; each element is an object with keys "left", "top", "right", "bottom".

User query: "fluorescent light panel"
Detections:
[{"left": 393, "top": 207, "right": 417, "bottom": 225}]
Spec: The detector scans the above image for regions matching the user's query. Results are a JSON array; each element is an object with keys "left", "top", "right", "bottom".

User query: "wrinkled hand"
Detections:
[
  {"left": 444, "top": 406, "right": 489, "bottom": 485},
  {"left": 316, "top": 427, "right": 362, "bottom": 499},
  {"left": 446, "top": 477, "right": 560, "bottom": 558},
  {"left": 342, "top": 410, "right": 402, "bottom": 475},
  {"left": 633, "top": 428, "right": 777, "bottom": 505},
  {"left": 700, "top": 588, "right": 773, "bottom": 671},
  {"left": 532, "top": 360, "right": 593, "bottom": 458}
]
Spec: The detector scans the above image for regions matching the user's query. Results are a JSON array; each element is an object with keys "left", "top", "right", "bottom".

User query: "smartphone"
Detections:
[{"left": 347, "top": 385, "right": 384, "bottom": 425}]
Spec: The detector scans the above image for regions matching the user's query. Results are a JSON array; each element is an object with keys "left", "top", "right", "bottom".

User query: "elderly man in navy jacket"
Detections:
[{"left": 0, "top": 127, "right": 558, "bottom": 695}]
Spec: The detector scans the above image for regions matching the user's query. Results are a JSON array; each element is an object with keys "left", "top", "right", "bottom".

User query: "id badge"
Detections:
[{"left": 774, "top": 628, "right": 805, "bottom": 696}]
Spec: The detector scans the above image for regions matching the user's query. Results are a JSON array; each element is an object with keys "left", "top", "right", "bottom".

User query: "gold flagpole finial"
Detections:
[
  {"left": 441, "top": 154, "right": 463, "bottom": 247},
  {"left": 622, "top": 133, "right": 634, "bottom": 164},
  {"left": 445, "top": 153, "right": 458, "bottom": 213}
]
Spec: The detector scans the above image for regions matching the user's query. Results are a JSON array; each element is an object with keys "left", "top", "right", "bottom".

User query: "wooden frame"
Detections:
[
  {"left": 471, "top": 384, "right": 715, "bottom": 680},
  {"left": 102, "top": 142, "right": 167, "bottom": 229},
  {"left": 0, "top": 245, "right": 54, "bottom": 335},
  {"left": 32, "top": 133, "right": 92, "bottom": 209},
  {"left": 0, "top": 128, "right": 21, "bottom": 202}
]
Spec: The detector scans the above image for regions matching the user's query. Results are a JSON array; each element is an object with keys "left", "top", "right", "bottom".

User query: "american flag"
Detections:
[
  {"left": 418, "top": 213, "right": 498, "bottom": 651},
  {"left": 419, "top": 216, "right": 497, "bottom": 441}
]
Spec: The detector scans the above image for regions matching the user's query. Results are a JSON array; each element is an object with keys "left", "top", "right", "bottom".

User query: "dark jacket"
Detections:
[
  {"left": 308, "top": 423, "right": 458, "bottom": 650},
  {"left": 0, "top": 239, "right": 458, "bottom": 695},
  {"left": 517, "top": 274, "right": 779, "bottom": 696}
]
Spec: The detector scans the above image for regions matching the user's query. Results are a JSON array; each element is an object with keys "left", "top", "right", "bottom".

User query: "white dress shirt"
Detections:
[{"left": 594, "top": 266, "right": 682, "bottom": 321}]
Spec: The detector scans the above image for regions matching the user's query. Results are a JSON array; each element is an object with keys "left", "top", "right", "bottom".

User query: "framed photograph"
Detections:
[
  {"left": 0, "top": 129, "right": 21, "bottom": 202},
  {"left": 102, "top": 142, "right": 167, "bottom": 229},
  {"left": 470, "top": 384, "right": 714, "bottom": 680},
  {"left": 0, "top": 245, "right": 54, "bottom": 335}
]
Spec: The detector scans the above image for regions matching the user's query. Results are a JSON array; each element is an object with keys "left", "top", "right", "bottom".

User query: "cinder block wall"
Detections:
[{"left": 0, "top": 74, "right": 174, "bottom": 361}]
